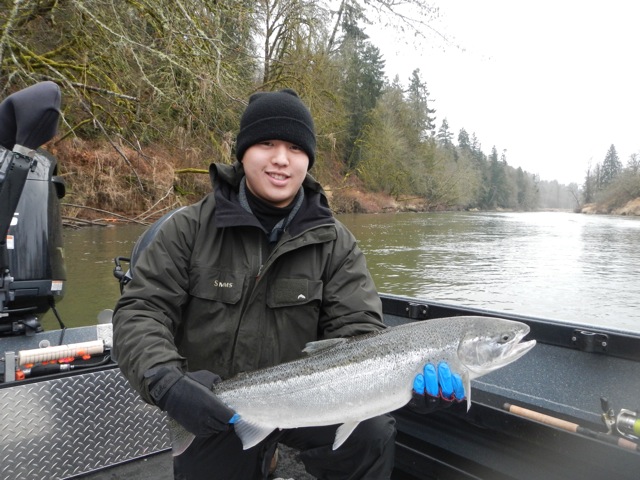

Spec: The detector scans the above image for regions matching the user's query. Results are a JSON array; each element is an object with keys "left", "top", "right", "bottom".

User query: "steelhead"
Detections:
[{"left": 169, "top": 315, "right": 535, "bottom": 455}]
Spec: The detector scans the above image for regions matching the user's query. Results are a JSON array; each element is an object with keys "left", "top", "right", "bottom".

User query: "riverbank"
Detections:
[
  {"left": 579, "top": 198, "right": 640, "bottom": 216},
  {"left": 52, "top": 140, "right": 639, "bottom": 223},
  {"left": 53, "top": 139, "right": 452, "bottom": 224}
]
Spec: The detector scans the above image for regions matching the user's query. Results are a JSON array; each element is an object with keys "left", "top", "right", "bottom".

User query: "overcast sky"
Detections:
[{"left": 368, "top": 1, "right": 640, "bottom": 185}]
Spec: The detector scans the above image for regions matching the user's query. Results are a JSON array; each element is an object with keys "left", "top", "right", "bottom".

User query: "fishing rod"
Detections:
[
  {"left": 503, "top": 403, "right": 639, "bottom": 452},
  {"left": 601, "top": 397, "right": 640, "bottom": 442}
]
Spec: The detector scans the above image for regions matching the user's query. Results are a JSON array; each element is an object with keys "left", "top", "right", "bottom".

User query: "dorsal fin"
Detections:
[{"left": 302, "top": 338, "right": 347, "bottom": 355}]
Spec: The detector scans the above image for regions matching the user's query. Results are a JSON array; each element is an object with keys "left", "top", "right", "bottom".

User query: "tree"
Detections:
[
  {"left": 339, "top": 16, "right": 385, "bottom": 169},
  {"left": 626, "top": 152, "right": 640, "bottom": 174},
  {"left": 600, "top": 144, "right": 622, "bottom": 187},
  {"left": 3, "top": 0, "right": 548, "bottom": 217},
  {"left": 481, "top": 146, "right": 510, "bottom": 208},
  {"left": 325, "top": 0, "right": 439, "bottom": 54},
  {"left": 436, "top": 118, "right": 454, "bottom": 149},
  {"left": 357, "top": 85, "right": 412, "bottom": 197},
  {"left": 582, "top": 163, "right": 596, "bottom": 204},
  {"left": 515, "top": 167, "right": 538, "bottom": 210},
  {"left": 457, "top": 128, "right": 471, "bottom": 151},
  {"left": 1, "top": 0, "right": 255, "bottom": 148},
  {"left": 406, "top": 69, "right": 436, "bottom": 140},
  {"left": 254, "top": 0, "right": 323, "bottom": 85}
]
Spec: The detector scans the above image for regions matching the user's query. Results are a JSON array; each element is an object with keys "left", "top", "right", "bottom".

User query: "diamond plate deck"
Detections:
[{"left": 0, "top": 368, "right": 170, "bottom": 479}]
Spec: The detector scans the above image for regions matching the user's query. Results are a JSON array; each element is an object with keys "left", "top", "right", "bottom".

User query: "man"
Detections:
[{"left": 113, "top": 89, "right": 464, "bottom": 479}]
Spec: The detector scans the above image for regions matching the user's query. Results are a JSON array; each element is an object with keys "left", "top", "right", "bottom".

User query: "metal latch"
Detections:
[
  {"left": 572, "top": 329, "right": 608, "bottom": 353},
  {"left": 406, "top": 303, "right": 429, "bottom": 320},
  {"left": 2, "top": 351, "right": 16, "bottom": 382}
]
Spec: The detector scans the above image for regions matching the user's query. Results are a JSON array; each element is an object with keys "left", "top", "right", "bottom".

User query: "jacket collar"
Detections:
[{"left": 208, "top": 162, "right": 335, "bottom": 235}]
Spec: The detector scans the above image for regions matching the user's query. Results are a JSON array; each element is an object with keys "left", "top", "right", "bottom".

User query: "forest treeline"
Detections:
[{"left": 1, "top": 1, "right": 638, "bottom": 218}]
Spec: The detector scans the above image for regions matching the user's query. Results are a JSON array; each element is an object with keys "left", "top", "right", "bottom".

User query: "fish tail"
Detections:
[{"left": 167, "top": 417, "right": 196, "bottom": 457}]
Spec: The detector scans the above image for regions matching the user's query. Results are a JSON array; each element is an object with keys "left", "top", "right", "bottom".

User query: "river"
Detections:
[{"left": 41, "top": 211, "right": 640, "bottom": 334}]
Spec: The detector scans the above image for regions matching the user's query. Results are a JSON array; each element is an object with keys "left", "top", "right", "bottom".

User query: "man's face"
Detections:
[{"left": 242, "top": 139, "right": 309, "bottom": 207}]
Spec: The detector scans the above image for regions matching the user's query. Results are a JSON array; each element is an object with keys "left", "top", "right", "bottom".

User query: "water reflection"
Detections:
[
  {"left": 41, "top": 224, "right": 145, "bottom": 330},
  {"left": 341, "top": 211, "right": 640, "bottom": 332}
]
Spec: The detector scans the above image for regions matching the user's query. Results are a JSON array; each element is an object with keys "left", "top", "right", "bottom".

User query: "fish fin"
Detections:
[
  {"left": 302, "top": 338, "right": 347, "bottom": 355},
  {"left": 233, "top": 418, "right": 275, "bottom": 450},
  {"left": 167, "top": 417, "right": 195, "bottom": 457},
  {"left": 333, "top": 421, "right": 360, "bottom": 450},
  {"left": 463, "top": 371, "right": 472, "bottom": 411}
]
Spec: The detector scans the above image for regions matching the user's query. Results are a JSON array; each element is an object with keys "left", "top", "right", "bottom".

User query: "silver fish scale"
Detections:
[{"left": 0, "top": 368, "right": 170, "bottom": 479}]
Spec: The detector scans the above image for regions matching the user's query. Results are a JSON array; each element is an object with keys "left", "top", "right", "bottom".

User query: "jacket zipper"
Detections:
[
  {"left": 231, "top": 224, "right": 333, "bottom": 372},
  {"left": 230, "top": 230, "right": 264, "bottom": 370}
]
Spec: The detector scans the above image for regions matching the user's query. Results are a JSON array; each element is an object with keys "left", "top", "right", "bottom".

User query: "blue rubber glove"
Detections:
[{"left": 408, "top": 362, "right": 465, "bottom": 414}]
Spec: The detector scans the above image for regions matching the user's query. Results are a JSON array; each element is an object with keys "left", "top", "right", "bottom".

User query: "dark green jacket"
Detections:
[{"left": 113, "top": 162, "right": 385, "bottom": 404}]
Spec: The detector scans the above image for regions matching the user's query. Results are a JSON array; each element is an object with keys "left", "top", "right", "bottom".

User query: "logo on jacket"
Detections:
[{"left": 213, "top": 280, "right": 234, "bottom": 288}]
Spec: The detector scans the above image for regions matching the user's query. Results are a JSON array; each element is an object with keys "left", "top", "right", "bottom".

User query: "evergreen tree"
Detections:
[
  {"left": 339, "top": 9, "right": 385, "bottom": 169},
  {"left": 436, "top": 118, "right": 454, "bottom": 149},
  {"left": 481, "top": 146, "right": 510, "bottom": 208},
  {"left": 515, "top": 167, "right": 538, "bottom": 210},
  {"left": 600, "top": 144, "right": 622, "bottom": 187},
  {"left": 406, "top": 69, "right": 436, "bottom": 140},
  {"left": 457, "top": 128, "right": 471, "bottom": 152},
  {"left": 469, "top": 133, "right": 486, "bottom": 169},
  {"left": 357, "top": 84, "right": 412, "bottom": 197},
  {"left": 496, "top": 149, "right": 512, "bottom": 207}
]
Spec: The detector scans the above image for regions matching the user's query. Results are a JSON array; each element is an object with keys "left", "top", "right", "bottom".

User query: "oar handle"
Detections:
[{"left": 504, "top": 403, "right": 579, "bottom": 431}]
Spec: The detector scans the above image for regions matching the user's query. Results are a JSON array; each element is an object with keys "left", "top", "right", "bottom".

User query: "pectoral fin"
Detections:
[
  {"left": 233, "top": 418, "right": 275, "bottom": 450},
  {"left": 463, "top": 371, "right": 471, "bottom": 411},
  {"left": 333, "top": 421, "right": 360, "bottom": 450}
]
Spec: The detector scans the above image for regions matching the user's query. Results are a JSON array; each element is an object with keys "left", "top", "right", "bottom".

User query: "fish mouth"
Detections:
[
  {"left": 502, "top": 338, "right": 536, "bottom": 364},
  {"left": 462, "top": 328, "right": 536, "bottom": 375}
]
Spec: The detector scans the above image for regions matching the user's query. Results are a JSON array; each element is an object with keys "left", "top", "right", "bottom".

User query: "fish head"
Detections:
[{"left": 456, "top": 317, "right": 536, "bottom": 376}]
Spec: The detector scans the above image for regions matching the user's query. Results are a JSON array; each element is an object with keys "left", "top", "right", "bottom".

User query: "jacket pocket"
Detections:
[
  {"left": 189, "top": 268, "right": 245, "bottom": 304},
  {"left": 267, "top": 278, "right": 323, "bottom": 308}
]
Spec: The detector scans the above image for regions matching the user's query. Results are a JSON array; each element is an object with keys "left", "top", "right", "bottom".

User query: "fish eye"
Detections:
[{"left": 499, "top": 333, "right": 512, "bottom": 343}]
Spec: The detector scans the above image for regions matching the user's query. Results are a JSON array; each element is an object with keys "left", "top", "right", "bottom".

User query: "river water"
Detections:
[{"left": 42, "top": 211, "right": 640, "bottom": 334}]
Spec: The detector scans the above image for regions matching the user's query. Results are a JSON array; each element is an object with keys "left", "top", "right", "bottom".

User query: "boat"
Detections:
[
  {"left": 1, "top": 294, "right": 639, "bottom": 479},
  {"left": 1, "top": 83, "right": 639, "bottom": 480}
]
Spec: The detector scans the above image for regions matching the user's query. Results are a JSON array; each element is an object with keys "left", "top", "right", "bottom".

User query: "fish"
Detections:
[{"left": 168, "top": 315, "right": 535, "bottom": 455}]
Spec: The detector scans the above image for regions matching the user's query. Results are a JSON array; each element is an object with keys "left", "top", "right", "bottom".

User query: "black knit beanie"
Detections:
[{"left": 236, "top": 89, "right": 316, "bottom": 169}]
